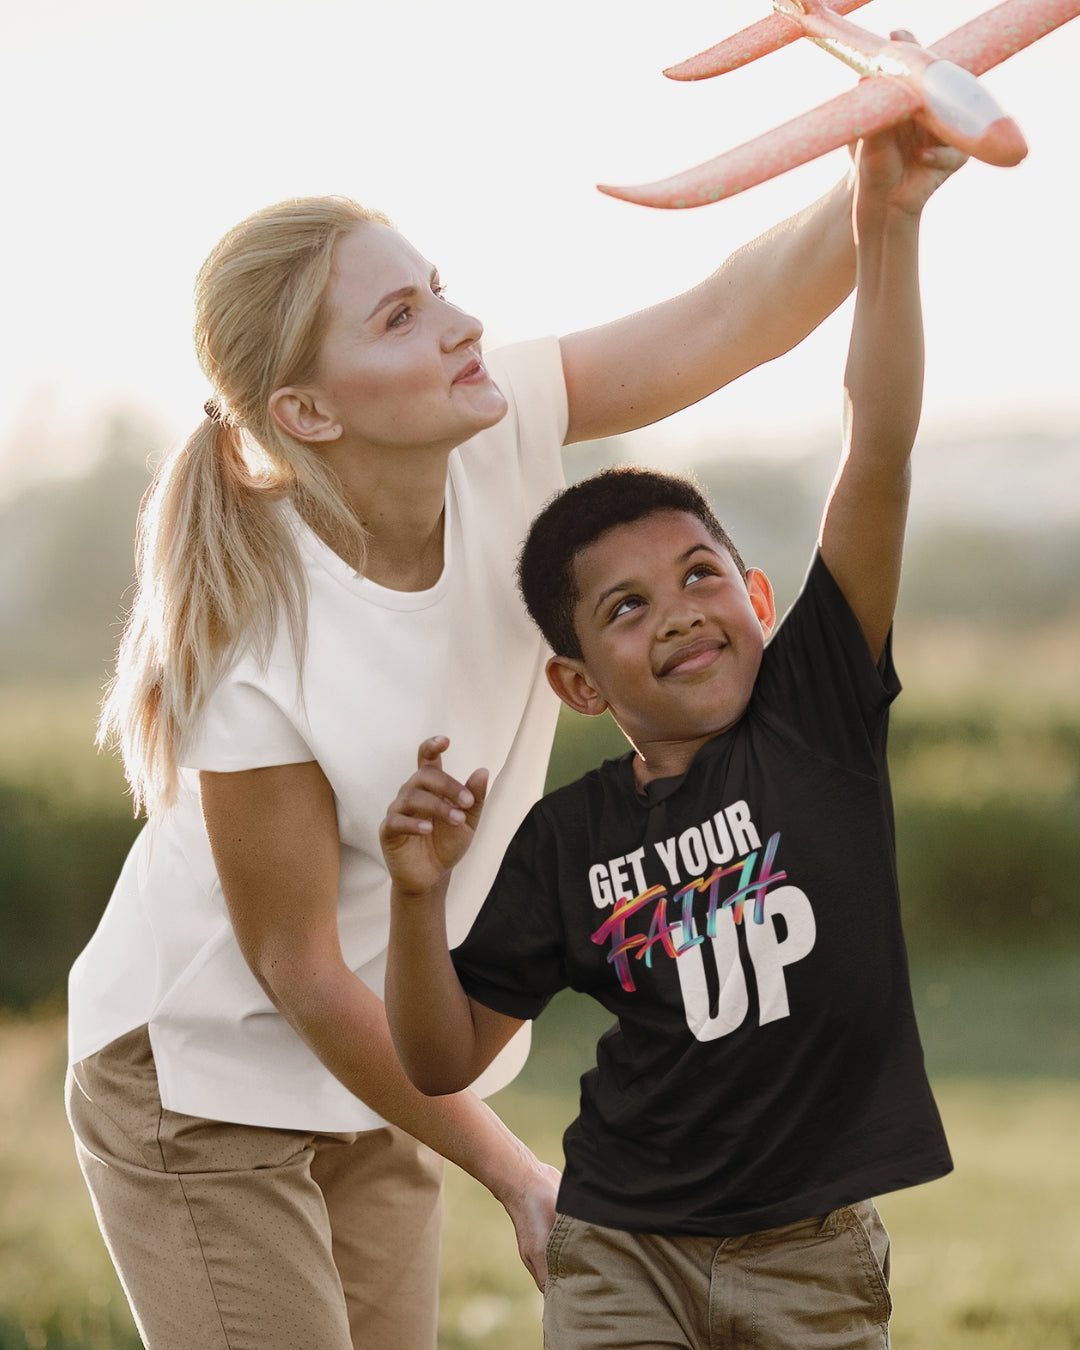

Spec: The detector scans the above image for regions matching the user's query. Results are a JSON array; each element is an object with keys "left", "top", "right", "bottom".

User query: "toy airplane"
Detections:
[{"left": 599, "top": 0, "right": 1080, "bottom": 208}]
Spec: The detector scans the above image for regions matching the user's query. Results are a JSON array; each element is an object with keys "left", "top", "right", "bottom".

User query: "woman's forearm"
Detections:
[
  {"left": 266, "top": 956, "right": 559, "bottom": 1290},
  {"left": 267, "top": 953, "right": 533, "bottom": 1196},
  {"left": 704, "top": 171, "right": 857, "bottom": 372},
  {"left": 561, "top": 172, "right": 857, "bottom": 444}
]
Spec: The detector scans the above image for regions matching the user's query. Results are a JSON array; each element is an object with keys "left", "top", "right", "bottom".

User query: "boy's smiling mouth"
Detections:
[{"left": 657, "top": 638, "right": 727, "bottom": 678}]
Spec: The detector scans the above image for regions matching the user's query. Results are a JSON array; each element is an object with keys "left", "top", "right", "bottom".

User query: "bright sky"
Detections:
[{"left": 2, "top": 0, "right": 1077, "bottom": 485}]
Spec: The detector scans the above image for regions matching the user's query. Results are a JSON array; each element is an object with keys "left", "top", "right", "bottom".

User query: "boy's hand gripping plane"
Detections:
[{"left": 599, "top": 0, "right": 1080, "bottom": 208}]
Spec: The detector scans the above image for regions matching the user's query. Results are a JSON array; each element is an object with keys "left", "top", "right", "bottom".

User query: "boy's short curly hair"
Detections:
[{"left": 517, "top": 466, "right": 746, "bottom": 659}]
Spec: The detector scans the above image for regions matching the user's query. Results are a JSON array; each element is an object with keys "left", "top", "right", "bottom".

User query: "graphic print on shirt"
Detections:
[{"left": 587, "top": 799, "right": 815, "bottom": 1041}]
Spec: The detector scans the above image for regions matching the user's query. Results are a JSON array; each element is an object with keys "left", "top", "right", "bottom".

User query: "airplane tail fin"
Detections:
[{"left": 665, "top": 0, "right": 876, "bottom": 81}]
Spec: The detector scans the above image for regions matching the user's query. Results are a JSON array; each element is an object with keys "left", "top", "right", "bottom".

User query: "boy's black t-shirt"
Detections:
[{"left": 452, "top": 553, "right": 953, "bottom": 1236}]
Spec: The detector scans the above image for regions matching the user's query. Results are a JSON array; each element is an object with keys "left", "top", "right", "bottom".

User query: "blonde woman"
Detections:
[{"left": 67, "top": 187, "right": 856, "bottom": 1350}]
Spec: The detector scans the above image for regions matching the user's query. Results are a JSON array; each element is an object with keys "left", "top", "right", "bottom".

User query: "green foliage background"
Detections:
[
  {"left": 1, "top": 419, "right": 1079, "bottom": 1346},
  {"left": 1, "top": 420, "right": 1079, "bottom": 1004}
]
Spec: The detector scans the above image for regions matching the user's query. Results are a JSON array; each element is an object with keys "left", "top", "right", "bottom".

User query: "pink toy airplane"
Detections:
[{"left": 599, "top": 0, "right": 1080, "bottom": 208}]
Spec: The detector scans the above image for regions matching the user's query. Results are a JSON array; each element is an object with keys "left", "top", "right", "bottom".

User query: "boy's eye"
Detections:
[
  {"left": 685, "top": 563, "right": 716, "bottom": 585},
  {"left": 610, "top": 595, "right": 643, "bottom": 620}
]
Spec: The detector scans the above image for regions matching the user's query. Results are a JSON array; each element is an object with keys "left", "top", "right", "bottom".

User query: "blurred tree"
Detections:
[
  {"left": 0, "top": 780, "right": 141, "bottom": 1008},
  {"left": 0, "top": 413, "right": 156, "bottom": 681},
  {"left": 900, "top": 523, "right": 1080, "bottom": 623}
]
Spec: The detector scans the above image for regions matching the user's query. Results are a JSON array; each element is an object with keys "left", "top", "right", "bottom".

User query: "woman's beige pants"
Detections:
[{"left": 66, "top": 1025, "right": 444, "bottom": 1350}]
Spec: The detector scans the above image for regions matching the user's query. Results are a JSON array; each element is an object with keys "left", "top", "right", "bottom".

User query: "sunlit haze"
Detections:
[{"left": 3, "top": 0, "right": 1077, "bottom": 488}]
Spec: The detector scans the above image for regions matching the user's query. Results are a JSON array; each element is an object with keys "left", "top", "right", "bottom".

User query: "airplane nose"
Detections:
[
  {"left": 922, "top": 58, "right": 1028, "bottom": 166},
  {"left": 977, "top": 116, "right": 1028, "bottom": 168}
]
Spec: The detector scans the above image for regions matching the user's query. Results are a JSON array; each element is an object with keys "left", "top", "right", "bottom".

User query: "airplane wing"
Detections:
[
  {"left": 598, "top": 77, "right": 919, "bottom": 208},
  {"left": 600, "top": 0, "right": 1080, "bottom": 208},
  {"left": 928, "top": 0, "right": 1080, "bottom": 74},
  {"left": 665, "top": 0, "right": 875, "bottom": 81}
]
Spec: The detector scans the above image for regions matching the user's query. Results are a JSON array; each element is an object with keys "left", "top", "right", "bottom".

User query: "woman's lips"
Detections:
[{"left": 452, "top": 357, "right": 486, "bottom": 385}]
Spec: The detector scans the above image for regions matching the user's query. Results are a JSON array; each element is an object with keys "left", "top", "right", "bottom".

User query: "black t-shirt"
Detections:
[{"left": 453, "top": 553, "right": 952, "bottom": 1236}]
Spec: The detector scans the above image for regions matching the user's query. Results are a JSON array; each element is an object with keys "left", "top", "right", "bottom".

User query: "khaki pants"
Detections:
[
  {"left": 543, "top": 1201, "right": 892, "bottom": 1349},
  {"left": 66, "top": 1025, "right": 444, "bottom": 1350}
]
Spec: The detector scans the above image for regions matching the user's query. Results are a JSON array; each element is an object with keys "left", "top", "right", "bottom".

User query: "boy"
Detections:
[{"left": 380, "top": 127, "right": 961, "bottom": 1348}]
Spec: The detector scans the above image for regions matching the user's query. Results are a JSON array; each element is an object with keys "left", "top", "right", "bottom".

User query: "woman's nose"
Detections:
[{"left": 440, "top": 301, "right": 483, "bottom": 351}]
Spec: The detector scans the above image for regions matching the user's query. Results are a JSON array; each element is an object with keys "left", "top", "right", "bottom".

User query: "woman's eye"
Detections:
[{"left": 387, "top": 306, "right": 411, "bottom": 329}]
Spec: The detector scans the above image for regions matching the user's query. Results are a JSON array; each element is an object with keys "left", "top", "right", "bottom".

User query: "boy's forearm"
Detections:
[
  {"left": 386, "top": 882, "right": 489, "bottom": 1095},
  {"left": 818, "top": 130, "right": 961, "bottom": 656},
  {"left": 845, "top": 204, "right": 925, "bottom": 471},
  {"left": 818, "top": 190, "right": 927, "bottom": 657}
]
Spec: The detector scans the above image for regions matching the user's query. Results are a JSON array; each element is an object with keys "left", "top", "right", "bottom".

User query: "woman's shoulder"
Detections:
[
  {"left": 455, "top": 337, "right": 568, "bottom": 497},
  {"left": 484, "top": 335, "right": 562, "bottom": 385},
  {"left": 483, "top": 336, "right": 568, "bottom": 439}
]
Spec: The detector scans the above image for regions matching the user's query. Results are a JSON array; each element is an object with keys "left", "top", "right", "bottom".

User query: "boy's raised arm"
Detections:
[
  {"left": 818, "top": 123, "right": 965, "bottom": 661},
  {"left": 381, "top": 736, "right": 525, "bottom": 1096}
]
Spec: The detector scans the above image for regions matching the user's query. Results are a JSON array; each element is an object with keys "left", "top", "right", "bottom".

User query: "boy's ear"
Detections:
[
  {"left": 268, "top": 386, "right": 342, "bottom": 444},
  {"left": 545, "top": 656, "right": 610, "bottom": 718},
  {"left": 746, "top": 567, "right": 777, "bottom": 638}
]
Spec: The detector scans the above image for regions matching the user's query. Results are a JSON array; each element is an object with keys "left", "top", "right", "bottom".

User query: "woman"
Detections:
[{"left": 67, "top": 184, "right": 856, "bottom": 1350}]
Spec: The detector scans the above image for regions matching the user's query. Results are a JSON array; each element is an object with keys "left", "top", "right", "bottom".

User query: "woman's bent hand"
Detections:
[
  {"left": 511, "top": 1158, "right": 563, "bottom": 1293},
  {"left": 486, "top": 1138, "right": 562, "bottom": 1293}
]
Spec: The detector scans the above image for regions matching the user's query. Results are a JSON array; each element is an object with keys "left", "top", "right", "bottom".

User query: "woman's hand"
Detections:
[
  {"left": 497, "top": 1152, "right": 562, "bottom": 1293},
  {"left": 380, "top": 736, "right": 488, "bottom": 898}
]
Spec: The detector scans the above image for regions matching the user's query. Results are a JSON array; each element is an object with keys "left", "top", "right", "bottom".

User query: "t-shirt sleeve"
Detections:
[
  {"left": 451, "top": 803, "right": 568, "bottom": 1022},
  {"left": 754, "top": 551, "right": 900, "bottom": 774},
  {"left": 180, "top": 674, "right": 315, "bottom": 771},
  {"left": 480, "top": 337, "right": 568, "bottom": 487}
]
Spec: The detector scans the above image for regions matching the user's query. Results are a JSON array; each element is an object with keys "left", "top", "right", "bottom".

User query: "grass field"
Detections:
[
  {"left": 4, "top": 978, "right": 1079, "bottom": 1350},
  {"left": 1, "top": 647, "right": 1077, "bottom": 1348}
]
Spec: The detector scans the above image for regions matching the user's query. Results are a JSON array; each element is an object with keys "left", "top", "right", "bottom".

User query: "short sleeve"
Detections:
[
  {"left": 485, "top": 336, "right": 569, "bottom": 457},
  {"left": 754, "top": 551, "right": 900, "bottom": 774},
  {"left": 466, "top": 338, "right": 568, "bottom": 512},
  {"left": 451, "top": 804, "right": 568, "bottom": 1021},
  {"left": 180, "top": 676, "right": 314, "bottom": 771}
]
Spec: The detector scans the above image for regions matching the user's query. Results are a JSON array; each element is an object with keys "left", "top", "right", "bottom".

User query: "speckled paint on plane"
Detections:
[{"left": 599, "top": 0, "right": 1080, "bottom": 208}]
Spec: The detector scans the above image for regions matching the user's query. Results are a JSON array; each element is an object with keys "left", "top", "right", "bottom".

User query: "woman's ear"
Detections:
[
  {"left": 746, "top": 567, "right": 777, "bottom": 638},
  {"left": 268, "top": 387, "right": 342, "bottom": 444},
  {"left": 545, "top": 656, "right": 609, "bottom": 718}
]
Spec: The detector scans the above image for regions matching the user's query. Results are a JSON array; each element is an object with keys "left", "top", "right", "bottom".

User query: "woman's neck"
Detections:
[
  {"left": 319, "top": 440, "right": 451, "bottom": 591},
  {"left": 360, "top": 504, "right": 446, "bottom": 590}
]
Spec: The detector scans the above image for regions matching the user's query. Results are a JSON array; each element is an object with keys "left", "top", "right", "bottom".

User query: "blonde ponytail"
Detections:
[{"left": 99, "top": 197, "right": 390, "bottom": 815}]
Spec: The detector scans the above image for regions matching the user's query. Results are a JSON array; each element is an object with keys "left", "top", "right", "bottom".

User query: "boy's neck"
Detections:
[{"left": 631, "top": 724, "right": 735, "bottom": 791}]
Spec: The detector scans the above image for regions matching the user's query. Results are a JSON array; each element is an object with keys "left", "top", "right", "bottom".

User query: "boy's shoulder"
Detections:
[
  {"left": 757, "top": 548, "right": 887, "bottom": 688},
  {"left": 536, "top": 749, "right": 637, "bottom": 822}
]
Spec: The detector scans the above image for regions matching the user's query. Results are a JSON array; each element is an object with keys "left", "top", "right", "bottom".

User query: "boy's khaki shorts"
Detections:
[
  {"left": 66, "top": 1023, "right": 444, "bottom": 1350},
  {"left": 543, "top": 1199, "right": 892, "bottom": 1350}
]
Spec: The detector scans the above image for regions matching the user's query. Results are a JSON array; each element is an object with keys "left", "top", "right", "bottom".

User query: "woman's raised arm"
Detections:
[{"left": 559, "top": 175, "right": 856, "bottom": 445}]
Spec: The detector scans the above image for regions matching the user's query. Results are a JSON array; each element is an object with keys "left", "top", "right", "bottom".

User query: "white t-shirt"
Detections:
[{"left": 68, "top": 337, "right": 568, "bottom": 1131}]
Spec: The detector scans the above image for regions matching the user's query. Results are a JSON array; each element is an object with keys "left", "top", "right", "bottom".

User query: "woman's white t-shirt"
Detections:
[{"left": 67, "top": 337, "right": 568, "bottom": 1131}]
